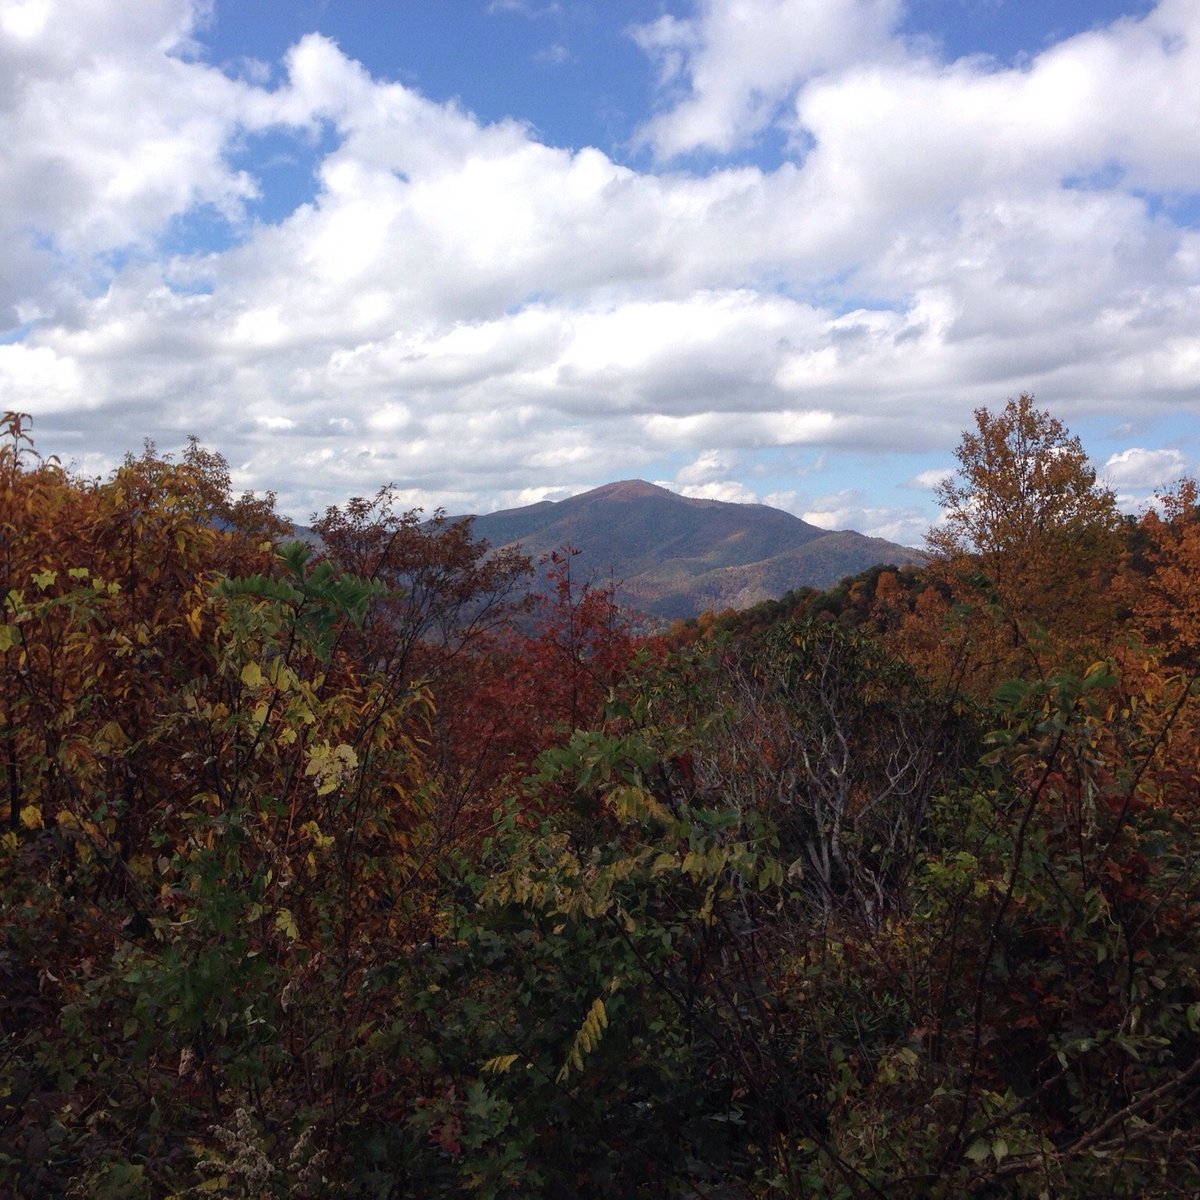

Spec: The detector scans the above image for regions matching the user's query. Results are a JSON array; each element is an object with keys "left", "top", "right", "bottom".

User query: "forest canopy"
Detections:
[{"left": 2, "top": 402, "right": 1199, "bottom": 1198}]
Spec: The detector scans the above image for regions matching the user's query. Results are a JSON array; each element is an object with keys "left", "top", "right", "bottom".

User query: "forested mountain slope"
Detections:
[{"left": 464, "top": 479, "right": 923, "bottom": 617}]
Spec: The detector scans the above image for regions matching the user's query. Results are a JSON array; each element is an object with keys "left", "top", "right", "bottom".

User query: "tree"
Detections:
[
  {"left": 0, "top": 418, "right": 435, "bottom": 1194},
  {"left": 929, "top": 394, "right": 1118, "bottom": 561},
  {"left": 672, "top": 618, "right": 964, "bottom": 927},
  {"left": 1123, "top": 477, "right": 1200, "bottom": 670},
  {"left": 925, "top": 394, "right": 1122, "bottom": 683},
  {"left": 310, "top": 486, "right": 532, "bottom": 688},
  {"left": 429, "top": 548, "right": 641, "bottom": 846}
]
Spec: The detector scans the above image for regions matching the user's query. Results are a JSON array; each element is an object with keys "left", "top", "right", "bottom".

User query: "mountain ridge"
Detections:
[{"left": 462, "top": 480, "right": 924, "bottom": 620}]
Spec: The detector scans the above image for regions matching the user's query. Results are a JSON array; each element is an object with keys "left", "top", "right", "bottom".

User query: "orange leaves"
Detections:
[
  {"left": 929, "top": 394, "right": 1120, "bottom": 564},
  {"left": 1121, "top": 478, "right": 1200, "bottom": 671},
  {"left": 0, "top": 421, "right": 287, "bottom": 867},
  {"left": 922, "top": 396, "right": 1124, "bottom": 691}
]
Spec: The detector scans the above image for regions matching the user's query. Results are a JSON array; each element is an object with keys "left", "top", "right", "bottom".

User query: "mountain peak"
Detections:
[
  {"left": 576, "top": 479, "right": 676, "bottom": 502},
  {"left": 465, "top": 480, "right": 923, "bottom": 619}
]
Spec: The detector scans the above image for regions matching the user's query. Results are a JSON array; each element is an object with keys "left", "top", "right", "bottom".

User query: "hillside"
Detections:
[{"left": 464, "top": 479, "right": 924, "bottom": 618}]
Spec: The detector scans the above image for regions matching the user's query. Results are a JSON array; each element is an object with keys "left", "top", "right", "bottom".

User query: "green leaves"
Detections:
[{"left": 219, "top": 540, "right": 384, "bottom": 662}]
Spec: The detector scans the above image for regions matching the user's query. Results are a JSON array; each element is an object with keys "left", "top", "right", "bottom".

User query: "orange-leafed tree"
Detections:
[
  {"left": 922, "top": 394, "right": 1122, "bottom": 688},
  {"left": 1122, "top": 477, "right": 1200, "bottom": 671},
  {"left": 0, "top": 415, "right": 280, "bottom": 848}
]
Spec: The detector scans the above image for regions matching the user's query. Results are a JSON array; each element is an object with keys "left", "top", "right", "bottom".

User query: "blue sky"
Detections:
[{"left": 1, "top": 0, "right": 1197, "bottom": 543}]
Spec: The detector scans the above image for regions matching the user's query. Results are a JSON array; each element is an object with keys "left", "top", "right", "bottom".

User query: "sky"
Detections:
[{"left": 2, "top": 0, "right": 1198, "bottom": 545}]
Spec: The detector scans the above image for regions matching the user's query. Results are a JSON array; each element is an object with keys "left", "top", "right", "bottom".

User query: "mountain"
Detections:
[{"left": 463, "top": 480, "right": 925, "bottom": 620}]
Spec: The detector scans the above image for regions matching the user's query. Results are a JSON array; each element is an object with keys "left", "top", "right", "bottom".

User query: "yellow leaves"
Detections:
[
  {"left": 609, "top": 784, "right": 671, "bottom": 825},
  {"left": 266, "top": 658, "right": 300, "bottom": 692},
  {"left": 682, "top": 844, "right": 727, "bottom": 881},
  {"left": 305, "top": 741, "right": 359, "bottom": 796},
  {"left": 557, "top": 995, "right": 609, "bottom": 1083},
  {"left": 95, "top": 720, "right": 129, "bottom": 752},
  {"left": 275, "top": 908, "right": 300, "bottom": 941},
  {"left": 31, "top": 568, "right": 57, "bottom": 590},
  {"left": 192, "top": 790, "right": 221, "bottom": 813},
  {"left": 756, "top": 857, "right": 784, "bottom": 891},
  {"left": 0, "top": 624, "right": 17, "bottom": 652},
  {"left": 481, "top": 1054, "right": 521, "bottom": 1074},
  {"left": 179, "top": 1174, "right": 230, "bottom": 1193},
  {"left": 237, "top": 657, "right": 313, "bottom": 742},
  {"left": 651, "top": 851, "right": 678, "bottom": 875},
  {"left": 19, "top": 804, "right": 43, "bottom": 830},
  {"left": 128, "top": 854, "right": 154, "bottom": 882},
  {"left": 300, "top": 820, "right": 334, "bottom": 851},
  {"left": 874, "top": 1045, "right": 921, "bottom": 1086},
  {"left": 251, "top": 701, "right": 271, "bottom": 731},
  {"left": 185, "top": 605, "right": 204, "bottom": 638}
]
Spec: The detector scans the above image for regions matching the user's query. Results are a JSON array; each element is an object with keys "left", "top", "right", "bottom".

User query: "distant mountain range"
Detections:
[{"left": 462, "top": 480, "right": 925, "bottom": 620}]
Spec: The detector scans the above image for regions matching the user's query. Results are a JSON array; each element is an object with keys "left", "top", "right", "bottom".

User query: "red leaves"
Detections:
[{"left": 430, "top": 548, "right": 641, "bottom": 844}]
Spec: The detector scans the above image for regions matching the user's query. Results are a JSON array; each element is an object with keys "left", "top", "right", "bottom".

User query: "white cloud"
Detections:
[
  {"left": 0, "top": 341, "right": 85, "bottom": 409},
  {"left": 667, "top": 478, "right": 761, "bottom": 504},
  {"left": 0, "top": 0, "right": 264, "bottom": 313},
  {"left": 1103, "top": 446, "right": 1190, "bottom": 489},
  {"left": 496, "top": 484, "right": 576, "bottom": 508},
  {"left": 763, "top": 488, "right": 802, "bottom": 512},
  {"left": 802, "top": 488, "right": 928, "bottom": 544},
  {"left": 534, "top": 43, "right": 570, "bottom": 66},
  {"left": 907, "top": 467, "right": 955, "bottom": 490},
  {"left": 487, "top": 1, "right": 562, "bottom": 17},
  {"left": 676, "top": 449, "right": 735, "bottom": 484},
  {"left": 1102, "top": 444, "right": 1196, "bottom": 514},
  {"left": 632, "top": 0, "right": 903, "bottom": 158}
]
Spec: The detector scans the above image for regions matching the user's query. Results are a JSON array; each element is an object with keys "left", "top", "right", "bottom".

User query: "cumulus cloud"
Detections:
[
  {"left": 632, "top": 0, "right": 903, "bottom": 158},
  {"left": 0, "top": 0, "right": 263, "bottom": 312},
  {"left": 2, "top": 0, "right": 1198, "bottom": 536},
  {"left": 676, "top": 449, "right": 736, "bottom": 484},
  {"left": 803, "top": 489, "right": 929, "bottom": 544},
  {"left": 1104, "top": 446, "right": 1190, "bottom": 488},
  {"left": 906, "top": 467, "right": 955, "bottom": 490},
  {"left": 667, "top": 478, "right": 762, "bottom": 504},
  {"left": 1103, "top": 446, "right": 1193, "bottom": 511}
]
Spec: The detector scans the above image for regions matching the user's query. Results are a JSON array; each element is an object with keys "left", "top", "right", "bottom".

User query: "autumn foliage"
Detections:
[{"left": 2, "top": 402, "right": 1199, "bottom": 1198}]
